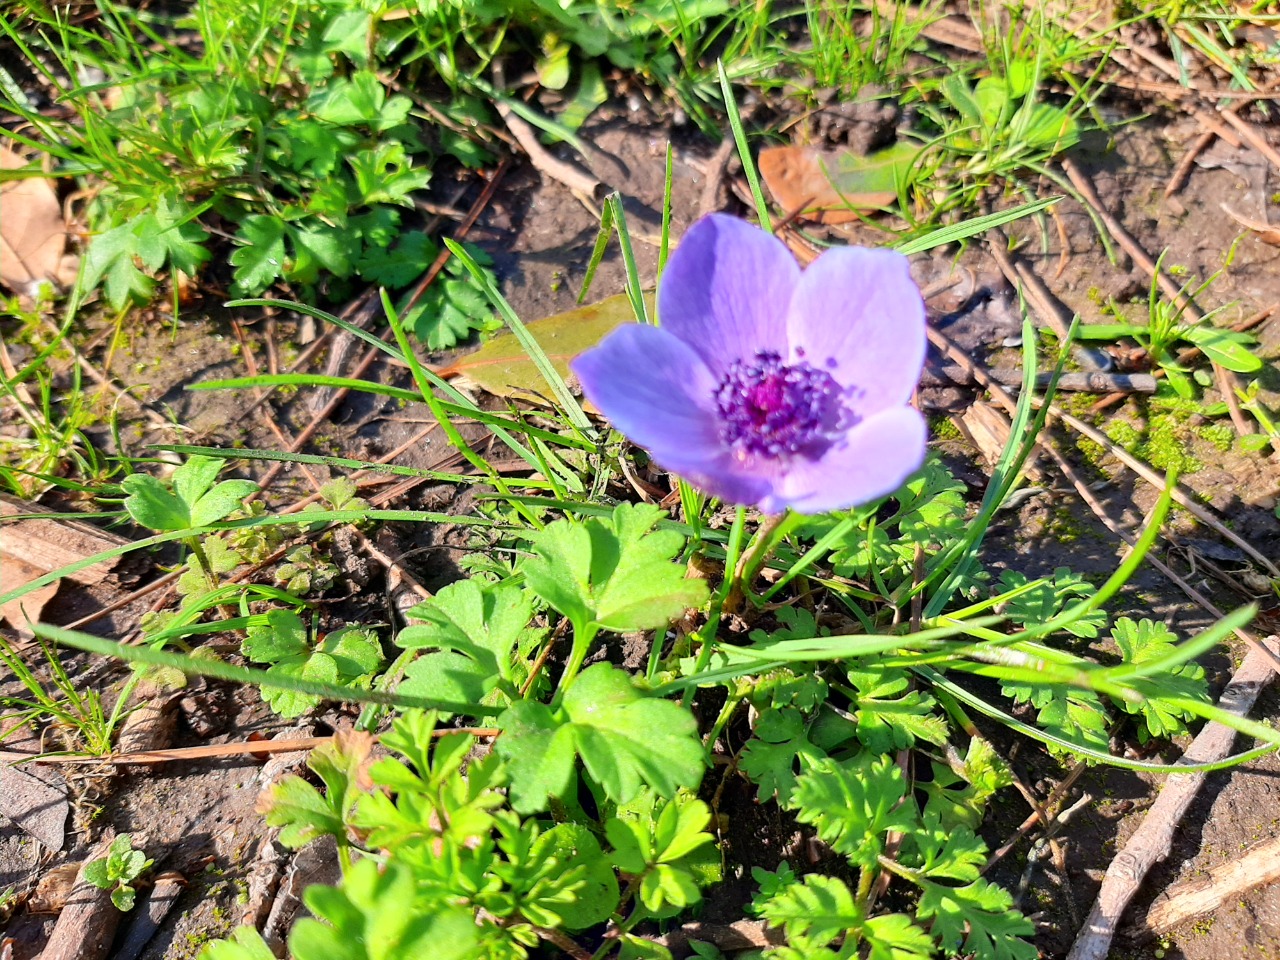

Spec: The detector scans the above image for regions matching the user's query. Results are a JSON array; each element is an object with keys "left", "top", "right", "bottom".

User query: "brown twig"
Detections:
[
  {"left": 1066, "top": 636, "right": 1280, "bottom": 960},
  {"left": 1146, "top": 833, "right": 1280, "bottom": 933}
]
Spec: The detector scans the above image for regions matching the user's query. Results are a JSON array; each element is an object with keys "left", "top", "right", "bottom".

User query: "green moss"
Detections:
[
  {"left": 930, "top": 415, "right": 964, "bottom": 442},
  {"left": 1199, "top": 422, "right": 1234, "bottom": 451},
  {"left": 1103, "top": 407, "right": 1202, "bottom": 474},
  {"left": 1076, "top": 434, "right": 1109, "bottom": 469},
  {"left": 1104, "top": 418, "right": 1142, "bottom": 450},
  {"left": 1145, "top": 412, "right": 1202, "bottom": 473}
]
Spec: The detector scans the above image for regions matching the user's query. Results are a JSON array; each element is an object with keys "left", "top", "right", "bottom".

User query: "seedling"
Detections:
[{"left": 83, "top": 834, "right": 153, "bottom": 912}]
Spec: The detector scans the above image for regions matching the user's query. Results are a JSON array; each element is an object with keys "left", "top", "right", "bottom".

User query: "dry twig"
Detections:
[{"left": 1066, "top": 636, "right": 1280, "bottom": 960}]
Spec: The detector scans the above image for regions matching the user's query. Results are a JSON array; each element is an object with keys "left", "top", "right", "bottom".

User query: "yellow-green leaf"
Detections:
[{"left": 438, "top": 293, "right": 648, "bottom": 405}]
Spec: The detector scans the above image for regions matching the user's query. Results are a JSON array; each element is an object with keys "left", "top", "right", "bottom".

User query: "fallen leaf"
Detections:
[
  {"left": 438, "top": 293, "right": 646, "bottom": 405},
  {"left": 0, "top": 494, "right": 129, "bottom": 635},
  {"left": 759, "top": 142, "right": 921, "bottom": 224},
  {"left": 0, "top": 143, "right": 69, "bottom": 295},
  {"left": 1221, "top": 203, "right": 1280, "bottom": 245},
  {"left": 0, "top": 762, "right": 68, "bottom": 851}
]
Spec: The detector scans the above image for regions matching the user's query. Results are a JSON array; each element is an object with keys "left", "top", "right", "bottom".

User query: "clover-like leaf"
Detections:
[
  {"left": 395, "top": 579, "right": 534, "bottom": 711},
  {"left": 495, "top": 663, "right": 704, "bottom": 813},
  {"left": 524, "top": 503, "right": 708, "bottom": 635}
]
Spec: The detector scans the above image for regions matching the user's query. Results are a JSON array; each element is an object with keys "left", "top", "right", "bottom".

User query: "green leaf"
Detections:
[
  {"left": 111, "top": 885, "right": 137, "bottom": 912},
  {"left": 1109, "top": 617, "right": 1209, "bottom": 740},
  {"left": 1181, "top": 324, "right": 1263, "bottom": 373},
  {"left": 495, "top": 663, "right": 704, "bottom": 813},
  {"left": 617, "top": 935, "right": 673, "bottom": 960},
  {"left": 121, "top": 474, "right": 190, "bottom": 531},
  {"left": 245, "top": 615, "right": 381, "bottom": 718},
  {"left": 999, "top": 567, "right": 1106, "bottom": 639},
  {"left": 396, "top": 579, "right": 533, "bottom": 711},
  {"left": 789, "top": 754, "right": 917, "bottom": 871},
  {"left": 132, "top": 194, "right": 210, "bottom": 275},
  {"left": 356, "top": 232, "right": 436, "bottom": 288},
  {"left": 756, "top": 873, "right": 862, "bottom": 950},
  {"left": 844, "top": 665, "right": 949, "bottom": 752},
  {"left": 917, "top": 877, "right": 1036, "bottom": 960},
  {"left": 260, "top": 732, "right": 372, "bottom": 848},
  {"left": 83, "top": 222, "right": 154, "bottom": 309},
  {"left": 242, "top": 610, "right": 310, "bottom": 663},
  {"left": 606, "top": 790, "right": 717, "bottom": 917},
  {"left": 230, "top": 215, "right": 287, "bottom": 295},
  {"left": 286, "top": 221, "right": 353, "bottom": 285},
  {"left": 524, "top": 502, "right": 708, "bottom": 635},
  {"left": 493, "top": 699, "right": 578, "bottom": 814},
  {"left": 347, "top": 142, "right": 431, "bottom": 207},
  {"left": 197, "top": 926, "right": 277, "bottom": 960},
  {"left": 290, "top": 859, "right": 481, "bottom": 960},
  {"left": 83, "top": 858, "right": 111, "bottom": 889},
  {"left": 1001, "top": 674, "right": 1111, "bottom": 754},
  {"left": 189, "top": 479, "right": 258, "bottom": 526},
  {"left": 738, "top": 706, "right": 826, "bottom": 803},
  {"left": 863, "top": 913, "right": 934, "bottom": 960},
  {"left": 540, "top": 823, "right": 620, "bottom": 930}
]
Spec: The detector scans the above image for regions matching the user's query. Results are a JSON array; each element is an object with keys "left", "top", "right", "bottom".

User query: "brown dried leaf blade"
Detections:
[
  {"left": 758, "top": 143, "right": 921, "bottom": 224},
  {"left": 0, "top": 143, "right": 68, "bottom": 294}
]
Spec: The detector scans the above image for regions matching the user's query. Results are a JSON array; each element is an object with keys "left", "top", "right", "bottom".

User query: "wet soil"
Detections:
[{"left": 6, "top": 90, "right": 1280, "bottom": 960}]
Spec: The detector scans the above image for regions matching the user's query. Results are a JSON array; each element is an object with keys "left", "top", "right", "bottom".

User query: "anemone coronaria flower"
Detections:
[{"left": 572, "top": 214, "right": 927, "bottom": 514}]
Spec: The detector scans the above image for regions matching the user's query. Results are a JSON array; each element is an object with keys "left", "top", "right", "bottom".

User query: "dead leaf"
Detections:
[
  {"left": 0, "top": 143, "right": 69, "bottom": 295},
  {"left": 1221, "top": 203, "right": 1280, "bottom": 245},
  {"left": 437, "top": 293, "right": 645, "bottom": 405},
  {"left": 0, "top": 762, "right": 68, "bottom": 851},
  {"left": 759, "top": 142, "right": 921, "bottom": 224},
  {"left": 0, "top": 494, "right": 129, "bottom": 635}
]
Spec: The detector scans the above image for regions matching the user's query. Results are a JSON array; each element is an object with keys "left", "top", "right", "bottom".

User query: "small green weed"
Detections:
[{"left": 84, "top": 834, "right": 153, "bottom": 912}]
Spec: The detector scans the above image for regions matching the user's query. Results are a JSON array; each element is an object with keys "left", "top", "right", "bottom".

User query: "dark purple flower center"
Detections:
[{"left": 714, "top": 351, "right": 844, "bottom": 459}]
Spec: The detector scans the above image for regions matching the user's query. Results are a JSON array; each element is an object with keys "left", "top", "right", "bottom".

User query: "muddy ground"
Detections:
[{"left": 6, "top": 85, "right": 1280, "bottom": 960}]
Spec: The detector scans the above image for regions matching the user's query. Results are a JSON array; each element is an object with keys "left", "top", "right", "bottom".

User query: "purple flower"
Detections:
[{"left": 571, "top": 214, "right": 927, "bottom": 514}]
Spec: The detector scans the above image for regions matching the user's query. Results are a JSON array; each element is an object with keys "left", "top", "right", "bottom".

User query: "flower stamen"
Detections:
[{"left": 714, "top": 351, "right": 844, "bottom": 459}]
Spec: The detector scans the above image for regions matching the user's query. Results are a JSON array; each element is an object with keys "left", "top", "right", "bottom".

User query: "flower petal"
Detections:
[
  {"left": 785, "top": 247, "right": 925, "bottom": 417},
  {"left": 769, "top": 406, "right": 927, "bottom": 514},
  {"left": 572, "top": 323, "right": 725, "bottom": 471},
  {"left": 658, "top": 214, "right": 800, "bottom": 378}
]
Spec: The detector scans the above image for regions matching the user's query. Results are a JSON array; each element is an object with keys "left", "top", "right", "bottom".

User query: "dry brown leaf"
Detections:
[
  {"left": 758, "top": 143, "right": 918, "bottom": 224},
  {"left": 0, "top": 143, "right": 69, "bottom": 295},
  {"left": 0, "top": 763, "right": 68, "bottom": 851},
  {"left": 1221, "top": 203, "right": 1280, "bottom": 245},
  {"left": 0, "top": 494, "right": 128, "bottom": 635}
]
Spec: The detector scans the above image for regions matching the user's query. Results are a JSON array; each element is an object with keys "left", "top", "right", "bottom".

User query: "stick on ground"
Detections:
[{"left": 1066, "top": 636, "right": 1280, "bottom": 960}]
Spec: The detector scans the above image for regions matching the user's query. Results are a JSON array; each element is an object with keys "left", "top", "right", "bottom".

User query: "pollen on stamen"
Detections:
[{"left": 713, "top": 351, "right": 844, "bottom": 458}]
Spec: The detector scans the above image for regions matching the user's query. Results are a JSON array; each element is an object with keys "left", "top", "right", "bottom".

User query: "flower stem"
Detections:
[
  {"left": 553, "top": 622, "right": 600, "bottom": 705},
  {"left": 725, "top": 510, "right": 796, "bottom": 613}
]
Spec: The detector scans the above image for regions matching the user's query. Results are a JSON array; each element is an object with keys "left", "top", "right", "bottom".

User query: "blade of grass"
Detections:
[
  {"left": 35, "top": 623, "right": 502, "bottom": 717},
  {"left": 718, "top": 59, "right": 771, "bottom": 231},
  {"left": 445, "top": 240, "right": 595, "bottom": 438}
]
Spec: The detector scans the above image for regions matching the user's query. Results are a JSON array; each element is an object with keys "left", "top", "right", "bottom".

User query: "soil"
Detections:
[{"left": 6, "top": 84, "right": 1280, "bottom": 960}]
